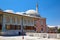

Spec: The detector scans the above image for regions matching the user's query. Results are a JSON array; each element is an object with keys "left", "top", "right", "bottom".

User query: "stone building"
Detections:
[{"left": 0, "top": 3, "right": 47, "bottom": 35}]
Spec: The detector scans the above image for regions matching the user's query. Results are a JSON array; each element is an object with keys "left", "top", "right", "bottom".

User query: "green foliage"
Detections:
[{"left": 58, "top": 28, "right": 60, "bottom": 33}]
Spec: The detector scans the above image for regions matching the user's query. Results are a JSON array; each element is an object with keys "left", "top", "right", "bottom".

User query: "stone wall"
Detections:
[{"left": 26, "top": 33, "right": 60, "bottom": 39}]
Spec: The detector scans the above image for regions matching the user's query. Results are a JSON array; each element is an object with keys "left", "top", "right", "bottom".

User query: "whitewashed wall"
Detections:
[
  {"left": 26, "top": 33, "right": 60, "bottom": 39},
  {"left": 23, "top": 17, "right": 34, "bottom": 26},
  {"left": 2, "top": 14, "right": 22, "bottom": 35},
  {"left": 3, "top": 14, "right": 22, "bottom": 25},
  {"left": 2, "top": 13, "right": 35, "bottom": 35}
]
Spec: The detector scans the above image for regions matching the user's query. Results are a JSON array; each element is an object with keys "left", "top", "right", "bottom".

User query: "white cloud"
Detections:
[
  {"left": 47, "top": 25, "right": 60, "bottom": 27},
  {"left": 57, "top": 25, "right": 60, "bottom": 26},
  {"left": 57, "top": 25, "right": 60, "bottom": 28},
  {"left": 4, "top": 10, "right": 14, "bottom": 13},
  {"left": 47, "top": 25, "right": 56, "bottom": 27}
]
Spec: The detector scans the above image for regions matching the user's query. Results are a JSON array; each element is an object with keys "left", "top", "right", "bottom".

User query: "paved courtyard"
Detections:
[{"left": 0, "top": 36, "right": 60, "bottom": 40}]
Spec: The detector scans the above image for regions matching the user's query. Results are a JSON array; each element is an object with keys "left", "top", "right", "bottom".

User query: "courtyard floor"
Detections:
[{"left": 0, "top": 36, "right": 60, "bottom": 40}]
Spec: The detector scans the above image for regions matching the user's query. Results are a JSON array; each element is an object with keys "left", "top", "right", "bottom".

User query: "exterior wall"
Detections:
[
  {"left": 0, "top": 11, "right": 47, "bottom": 35},
  {"left": 2, "top": 13, "right": 22, "bottom": 35},
  {"left": 26, "top": 33, "right": 60, "bottom": 39},
  {"left": 1, "top": 12, "right": 36, "bottom": 35},
  {"left": 35, "top": 18, "right": 47, "bottom": 33},
  {"left": 23, "top": 17, "right": 35, "bottom": 32},
  {"left": 3, "top": 13, "right": 22, "bottom": 25},
  {"left": 23, "top": 17, "right": 34, "bottom": 26}
]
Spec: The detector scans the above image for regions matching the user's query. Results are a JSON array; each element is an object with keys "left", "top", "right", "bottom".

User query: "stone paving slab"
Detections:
[{"left": 0, "top": 36, "right": 60, "bottom": 40}]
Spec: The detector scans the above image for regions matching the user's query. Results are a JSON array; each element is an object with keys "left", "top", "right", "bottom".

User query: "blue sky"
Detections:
[{"left": 0, "top": 0, "right": 60, "bottom": 26}]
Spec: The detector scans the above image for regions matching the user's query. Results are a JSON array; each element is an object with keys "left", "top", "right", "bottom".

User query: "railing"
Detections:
[{"left": 26, "top": 33, "right": 60, "bottom": 39}]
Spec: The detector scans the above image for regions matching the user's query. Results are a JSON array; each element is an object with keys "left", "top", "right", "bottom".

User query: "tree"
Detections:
[{"left": 58, "top": 28, "right": 60, "bottom": 33}]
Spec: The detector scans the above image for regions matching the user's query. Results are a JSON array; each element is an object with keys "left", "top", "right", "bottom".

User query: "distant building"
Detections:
[{"left": 47, "top": 26, "right": 58, "bottom": 33}]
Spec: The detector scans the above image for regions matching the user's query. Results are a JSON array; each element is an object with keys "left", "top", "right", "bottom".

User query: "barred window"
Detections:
[
  {"left": 23, "top": 26, "right": 35, "bottom": 30},
  {"left": 6, "top": 25, "right": 21, "bottom": 30},
  {"left": 6, "top": 25, "right": 10, "bottom": 30}
]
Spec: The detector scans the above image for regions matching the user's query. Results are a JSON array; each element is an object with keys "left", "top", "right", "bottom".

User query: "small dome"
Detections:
[
  {"left": 16, "top": 12, "right": 25, "bottom": 15},
  {"left": 26, "top": 10, "right": 37, "bottom": 15},
  {"left": 4, "top": 10, "right": 14, "bottom": 13},
  {"left": 26, "top": 10, "right": 40, "bottom": 17}
]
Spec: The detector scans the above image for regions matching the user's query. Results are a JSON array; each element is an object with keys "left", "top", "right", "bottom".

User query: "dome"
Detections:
[
  {"left": 16, "top": 12, "right": 25, "bottom": 15},
  {"left": 4, "top": 10, "right": 14, "bottom": 13},
  {"left": 26, "top": 10, "right": 40, "bottom": 17},
  {"left": 26, "top": 10, "right": 37, "bottom": 15}
]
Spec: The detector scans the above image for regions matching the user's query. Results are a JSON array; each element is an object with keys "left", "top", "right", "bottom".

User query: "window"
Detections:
[
  {"left": 23, "top": 26, "right": 35, "bottom": 30},
  {"left": 17, "top": 17, "right": 20, "bottom": 24},
  {"left": 0, "top": 16, "right": 2, "bottom": 23},
  {"left": 0, "top": 24, "right": 2, "bottom": 30},
  {"left": 17, "top": 25, "right": 21, "bottom": 30},
  {"left": 31, "top": 20, "right": 33, "bottom": 25},
  {"left": 28, "top": 20, "right": 30, "bottom": 23},
  {"left": 12, "top": 16, "right": 15, "bottom": 23},
  {"left": 41, "top": 28, "right": 43, "bottom": 31},
  {"left": 6, "top": 25, "right": 10, "bottom": 30},
  {"left": 10, "top": 25, "right": 15, "bottom": 30},
  {"left": 15, "top": 25, "right": 21, "bottom": 30},
  {"left": 6, "top": 25, "right": 21, "bottom": 30},
  {"left": 24, "top": 19, "right": 27, "bottom": 24},
  {"left": 6, "top": 16, "right": 10, "bottom": 23}
]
